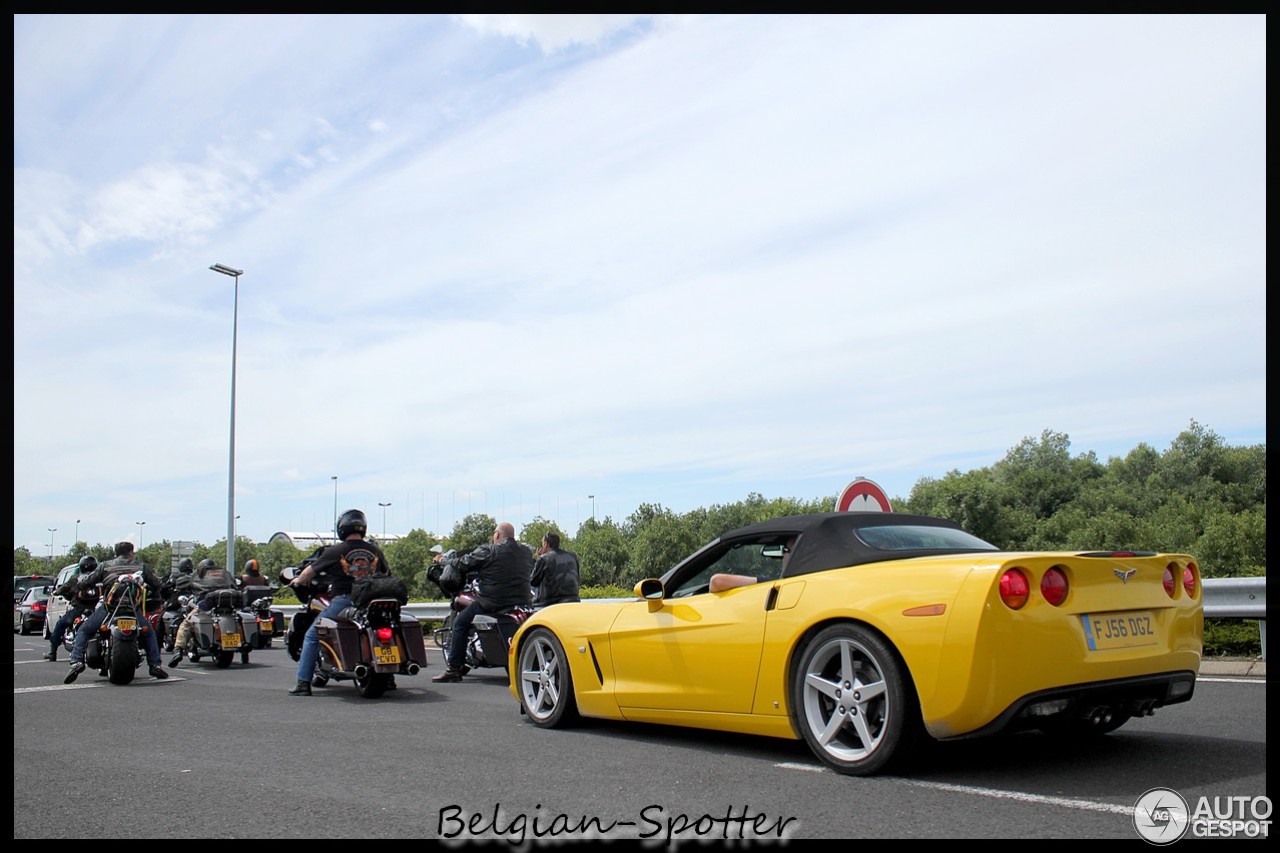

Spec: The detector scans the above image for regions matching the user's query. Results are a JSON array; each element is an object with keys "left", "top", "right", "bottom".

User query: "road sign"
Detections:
[{"left": 835, "top": 478, "right": 892, "bottom": 513}]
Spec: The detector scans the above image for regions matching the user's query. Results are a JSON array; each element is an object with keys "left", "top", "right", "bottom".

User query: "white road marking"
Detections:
[
  {"left": 15, "top": 677, "right": 187, "bottom": 694},
  {"left": 897, "top": 779, "right": 1132, "bottom": 815}
]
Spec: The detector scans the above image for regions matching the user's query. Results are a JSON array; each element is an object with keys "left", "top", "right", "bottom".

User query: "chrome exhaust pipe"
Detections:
[
  {"left": 354, "top": 664, "right": 369, "bottom": 679},
  {"left": 407, "top": 663, "right": 420, "bottom": 676}
]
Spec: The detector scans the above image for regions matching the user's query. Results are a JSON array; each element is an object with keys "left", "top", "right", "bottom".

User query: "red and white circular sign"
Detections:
[{"left": 835, "top": 478, "right": 892, "bottom": 513}]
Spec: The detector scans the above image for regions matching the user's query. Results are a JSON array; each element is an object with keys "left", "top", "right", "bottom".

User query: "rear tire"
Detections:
[
  {"left": 790, "top": 622, "right": 922, "bottom": 776},
  {"left": 19, "top": 620, "right": 31, "bottom": 636},
  {"left": 357, "top": 671, "right": 391, "bottom": 699},
  {"left": 107, "top": 639, "right": 138, "bottom": 685},
  {"left": 516, "top": 628, "right": 579, "bottom": 728},
  {"left": 215, "top": 650, "right": 234, "bottom": 668}
]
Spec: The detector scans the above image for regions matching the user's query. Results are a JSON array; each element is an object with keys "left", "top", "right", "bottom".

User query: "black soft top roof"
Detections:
[{"left": 719, "top": 512, "right": 998, "bottom": 578}]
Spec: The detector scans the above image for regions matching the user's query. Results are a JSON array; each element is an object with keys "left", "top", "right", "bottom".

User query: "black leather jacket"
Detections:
[
  {"left": 531, "top": 548, "right": 581, "bottom": 606},
  {"left": 451, "top": 538, "right": 533, "bottom": 611}
]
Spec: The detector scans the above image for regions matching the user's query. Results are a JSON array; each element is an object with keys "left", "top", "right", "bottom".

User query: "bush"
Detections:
[{"left": 1203, "top": 619, "right": 1263, "bottom": 658}]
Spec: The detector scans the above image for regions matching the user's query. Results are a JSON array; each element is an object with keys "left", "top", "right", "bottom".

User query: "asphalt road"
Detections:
[{"left": 12, "top": 630, "right": 1267, "bottom": 841}]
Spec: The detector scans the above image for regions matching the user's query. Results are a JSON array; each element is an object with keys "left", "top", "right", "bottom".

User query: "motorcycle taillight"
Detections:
[{"left": 376, "top": 627, "right": 394, "bottom": 644}]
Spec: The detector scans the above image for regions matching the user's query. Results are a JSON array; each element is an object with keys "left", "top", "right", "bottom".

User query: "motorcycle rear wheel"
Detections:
[
  {"left": 215, "top": 650, "right": 234, "bottom": 668},
  {"left": 356, "top": 671, "right": 391, "bottom": 699},
  {"left": 108, "top": 639, "right": 138, "bottom": 685}
]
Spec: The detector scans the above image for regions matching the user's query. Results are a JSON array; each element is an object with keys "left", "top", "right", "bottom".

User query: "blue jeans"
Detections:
[
  {"left": 295, "top": 595, "right": 352, "bottom": 682},
  {"left": 49, "top": 607, "right": 86, "bottom": 650},
  {"left": 447, "top": 599, "right": 488, "bottom": 671},
  {"left": 70, "top": 605, "right": 162, "bottom": 668}
]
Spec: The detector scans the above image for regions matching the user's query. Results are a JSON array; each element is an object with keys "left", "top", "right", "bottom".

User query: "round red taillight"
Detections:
[
  {"left": 1041, "top": 567, "right": 1069, "bottom": 607},
  {"left": 376, "top": 627, "right": 394, "bottom": 644},
  {"left": 1182, "top": 563, "right": 1198, "bottom": 598},
  {"left": 1163, "top": 564, "right": 1177, "bottom": 598},
  {"left": 999, "top": 568, "right": 1030, "bottom": 610}
]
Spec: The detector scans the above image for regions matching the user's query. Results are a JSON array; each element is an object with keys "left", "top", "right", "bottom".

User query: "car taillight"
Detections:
[
  {"left": 1182, "top": 563, "right": 1198, "bottom": 598},
  {"left": 999, "top": 568, "right": 1030, "bottom": 610},
  {"left": 32, "top": 603, "right": 47, "bottom": 612},
  {"left": 1163, "top": 565, "right": 1177, "bottom": 598},
  {"left": 376, "top": 627, "right": 394, "bottom": 644},
  {"left": 1040, "top": 567, "right": 1069, "bottom": 607}
]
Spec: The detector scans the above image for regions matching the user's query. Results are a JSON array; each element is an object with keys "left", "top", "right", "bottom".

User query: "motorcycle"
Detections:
[
  {"left": 172, "top": 587, "right": 261, "bottom": 667},
  {"left": 280, "top": 565, "right": 428, "bottom": 698},
  {"left": 82, "top": 572, "right": 150, "bottom": 685},
  {"left": 238, "top": 582, "right": 285, "bottom": 649},
  {"left": 426, "top": 553, "right": 535, "bottom": 674}
]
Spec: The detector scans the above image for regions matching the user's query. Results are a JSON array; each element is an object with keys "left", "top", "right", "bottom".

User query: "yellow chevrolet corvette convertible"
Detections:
[{"left": 509, "top": 512, "right": 1202, "bottom": 775}]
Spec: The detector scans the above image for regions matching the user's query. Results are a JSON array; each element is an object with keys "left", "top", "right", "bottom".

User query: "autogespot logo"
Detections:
[{"left": 1134, "top": 788, "right": 1191, "bottom": 845}]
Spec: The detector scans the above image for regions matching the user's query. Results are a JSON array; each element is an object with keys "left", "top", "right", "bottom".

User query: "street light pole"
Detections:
[
  {"left": 589, "top": 495, "right": 596, "bottom": 521},
  {"left": 48, "top": 528, "right": 56, "bottom": 561},
  {"left": 136, "top": 521, "right": 146, "bottom": 549},
  {"left": 210, "top": 263, "right": 244, "bottom": 572},
  {"left": 75, "top": 519, "right": 80, "bottom": 544},
  {"left": 379, "top": 502, "right": 391, "bottom": 537},
  {"left": 331, "top": 476, "right": 339, "bottom": 536}
]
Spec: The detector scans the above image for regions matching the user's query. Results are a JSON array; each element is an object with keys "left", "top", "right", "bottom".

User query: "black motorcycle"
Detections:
[
  {"left": 281, "top": 566, "right": 428, "bottom": 698},
  {"left": 82, "top": 572, "right": 150, "bottom": 685},
  {"left": 426, "top": 556, "right": 534, "bottom": 674}
]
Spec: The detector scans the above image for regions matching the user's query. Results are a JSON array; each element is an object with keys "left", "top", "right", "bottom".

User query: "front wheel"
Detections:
[
  {"left": 516, "top": 628, "right": 579, "bottom": 728},
  {"left": 790, "top": 623, "right": 922, "bottom": 776},
  {"left": 240, "top": 650, "right": 251, "bottom": 665},
  {"left": 107, "top": 639, "right": 139, "bottom": 685}
]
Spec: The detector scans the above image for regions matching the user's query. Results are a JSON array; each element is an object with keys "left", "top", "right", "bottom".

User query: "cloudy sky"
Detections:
[{"left": 13, "top": 14, "right": 1266, "bottom": 556}]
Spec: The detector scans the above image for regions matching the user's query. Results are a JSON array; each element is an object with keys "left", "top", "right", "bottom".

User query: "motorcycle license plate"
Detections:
[
  {"left": 374, "top": 645, "right": 401, "bottom": 665},
  {"left": 258, "top": 621, "right": 273, "bottom": 634},
  {"left": 116, "top": 618, "right": 136, "bottom": 632},
  {"left": 220, "top": 633, "right": 242, "bottom": 649}
]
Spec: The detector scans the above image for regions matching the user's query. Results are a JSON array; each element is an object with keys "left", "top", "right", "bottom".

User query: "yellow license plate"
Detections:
[
  {"left": 221, "top": 633, "right": 242, "bottom": 649},
  {"left": 258, "top": 623, "right": 273, "bottom": 634},
  {"left": 1081, "top": 611, "right": 1158, "bottom": 651},
  {"left": 116, "top": 618, "right": 136, "bottom": 632},
  {"left": 374, "top": 645, "right": 401, "bottom": 665}
]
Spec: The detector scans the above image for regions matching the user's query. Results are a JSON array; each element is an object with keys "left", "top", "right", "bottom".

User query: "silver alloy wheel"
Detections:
[
  {"left": 800, "top": 633, "right": 890, "bottom": 763},
  {"left": 519, "top": 631, "right": 563, "bottom": 722},
  {"left": 517, "top": 628, "right": 577, "bottom": 727}
]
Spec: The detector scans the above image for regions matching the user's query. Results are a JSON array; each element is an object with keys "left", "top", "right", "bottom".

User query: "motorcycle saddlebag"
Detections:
[
  {"left": 351, "top": 575, "right": 409, "bottom": 607},
  {"left": 206, "top": 589, "right": 245, "bottom": 611}
]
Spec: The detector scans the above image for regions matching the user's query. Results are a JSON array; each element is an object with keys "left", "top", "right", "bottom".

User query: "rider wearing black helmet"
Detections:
[
  {"left": 43, "top": 556, "right": 100, "bottom": 662},
  {"left": 285, "top": 509, "right": 392, "bottom": 696},
  {"left": 167, "top": 559, "right": 235, "bottom": 666},
  {"left": 64, "top": 541, "right": 168, "bottom": 682}
]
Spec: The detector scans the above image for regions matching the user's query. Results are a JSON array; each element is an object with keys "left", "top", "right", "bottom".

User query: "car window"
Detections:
[
  {"left": 669, "top": 540, "right": 788, "bottom": 598},
  {"left": 854, "top": 524, "right": 997, "bottom": 552}
]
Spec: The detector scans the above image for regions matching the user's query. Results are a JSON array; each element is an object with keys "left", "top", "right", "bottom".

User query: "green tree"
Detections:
[
  {"left": 574, "top": 519, "right": 631, "bottom": 587},
  {"left": 380, "top": 529, "right": 440, "bottom": 593},
  {"left": 446, "top": 513, "right": 497, "bottom": 554}
]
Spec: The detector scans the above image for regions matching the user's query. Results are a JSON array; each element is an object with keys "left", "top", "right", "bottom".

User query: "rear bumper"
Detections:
[{"left": 945, "top": 669, "right": 1198, "bottom": 740}]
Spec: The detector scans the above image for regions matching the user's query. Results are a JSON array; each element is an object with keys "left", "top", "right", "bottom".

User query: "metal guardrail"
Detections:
[{"left": 276, "top": 577, "right": 1267, "bottom": 657}]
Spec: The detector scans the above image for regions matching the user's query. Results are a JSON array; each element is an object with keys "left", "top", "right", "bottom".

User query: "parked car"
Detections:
[
  {"left": 14, "top": 586, "right": 51, "bottom": 635},
  {"left": 43, "top": 564, "right": 80, "bottom": 640},
  {"left": 509, "top": 511, "right": 1203, "bottom": 776},
  {"left": 12, "top": 574, "right": 56, "bottom": 604}
]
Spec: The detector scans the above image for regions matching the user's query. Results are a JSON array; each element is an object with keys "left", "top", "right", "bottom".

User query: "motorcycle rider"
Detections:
[
  {"left": 432, "top": 521, "right": 532, "bottom": 683},
  {"left": 286, "top": 509, "right": 392, "bottom": 696},
  {"left": 64, "top": 542, "right": 168, "bottom": 683},
  {"left": 43, "top": 555, "right": 100, "bottom": 661},
  {"left": 239, "top": 558, "right": 269, "bottom": 590},
  {"left": 531, "top": 531, "right": 581, "bottom": 607},
  {"left": 167, "top": 559, "right": 235, "bottom": 666}
]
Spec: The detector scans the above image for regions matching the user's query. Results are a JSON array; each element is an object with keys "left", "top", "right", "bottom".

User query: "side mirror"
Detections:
[{"left": 635, "top": 578, "right": 664, "bottom": 600}]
